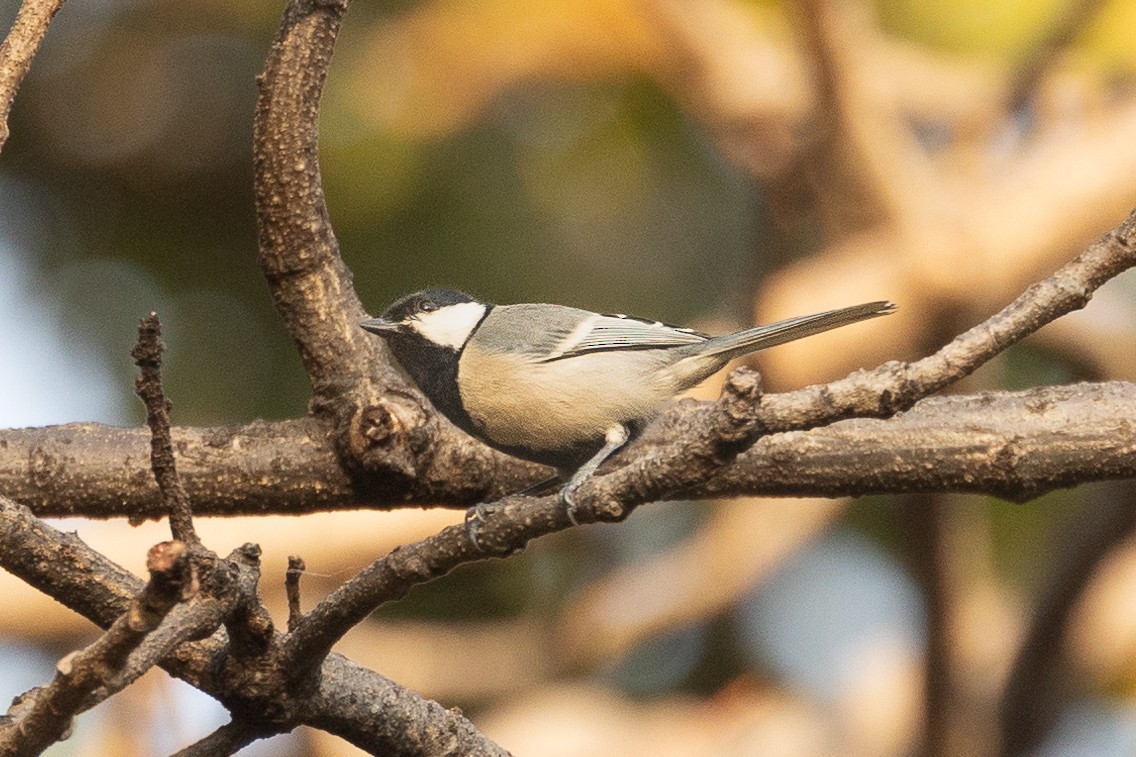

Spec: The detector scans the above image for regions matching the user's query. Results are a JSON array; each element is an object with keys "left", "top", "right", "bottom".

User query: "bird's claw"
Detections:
[
  {"left": 559, "top": 482, "right": 582, "bottom": 526},
  {"left": 464, "top": 502, "right": 503, "bottom": 549}
]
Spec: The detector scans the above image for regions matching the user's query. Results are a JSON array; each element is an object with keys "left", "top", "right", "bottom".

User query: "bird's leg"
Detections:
[{"left": 561, "top": 424, "right": 629, "bottom": 525}]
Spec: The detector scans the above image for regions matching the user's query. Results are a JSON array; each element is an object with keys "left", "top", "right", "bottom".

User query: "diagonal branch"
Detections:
[
  {"left": 574, "top": 206, "right": 1136, "bottom": 521},
  {"left": 280, "top": 207, "right": 1136, "bottom": 670},
  {"left": 171, "top": 720, "right": 270, "bottom": 757},
  {"left": 0, "top": 0, "right": 66, "bottom": 153},
  {"left": 0, "top": 541, "right": 193, "bottom": 754}
]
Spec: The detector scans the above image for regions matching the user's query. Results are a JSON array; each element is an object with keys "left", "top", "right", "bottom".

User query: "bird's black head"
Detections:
[
  {"left": 380, "top": 288, "right": 478, "bottom": 323},
  {"left": 362, "top": 289, "right": 486, "bottom": 349},
  {"left": 361, "top": 289, "right": 490, "bottom": 433}
]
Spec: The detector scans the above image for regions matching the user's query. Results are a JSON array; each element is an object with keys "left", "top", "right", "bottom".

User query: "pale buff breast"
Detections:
[{"left": 457, "top": 346, "right": 672, "bottom": 453}]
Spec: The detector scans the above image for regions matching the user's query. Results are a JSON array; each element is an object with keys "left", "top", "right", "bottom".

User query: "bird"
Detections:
[{"left": 361, "top": 289, "right": 895, "bottom": 522}]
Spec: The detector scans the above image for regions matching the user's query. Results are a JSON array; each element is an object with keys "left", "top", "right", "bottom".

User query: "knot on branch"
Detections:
[
  {"left": 130, "top": 540, "right": 195, "bottom": 630},
  {"left": 348, "top": 390, "right": 437, "bottom": 482},
  {"left": 713, "top": 367, "right": 765, "bottom": 446},
  {"left": 873, "top": 360, "right": 923, "bottom": 416}
]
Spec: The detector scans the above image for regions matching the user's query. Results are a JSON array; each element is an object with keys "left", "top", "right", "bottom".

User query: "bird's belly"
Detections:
[{"left": 458, "top": 350, "right": 665, "bottom": 464}]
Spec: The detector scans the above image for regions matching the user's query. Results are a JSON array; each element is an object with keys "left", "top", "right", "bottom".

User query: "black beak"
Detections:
[{"left": 361, "top": 317, "right": 401, "bottom": 336}]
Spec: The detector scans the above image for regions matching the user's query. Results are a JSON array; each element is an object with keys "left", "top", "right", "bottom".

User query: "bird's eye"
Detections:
[{"left": 419, "top": 302, "right": 438, "bottom": 313}]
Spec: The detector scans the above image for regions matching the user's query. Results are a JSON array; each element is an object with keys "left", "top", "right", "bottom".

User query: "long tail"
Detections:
[{"left": 697, "top": 300, "right": 897, "bottom": 362}]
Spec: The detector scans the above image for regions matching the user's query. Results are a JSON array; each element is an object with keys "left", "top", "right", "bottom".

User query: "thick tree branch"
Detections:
[
  {"left": 0, "top": 416, "right": 538, "bottom": 518},
  {"left": 253, "top": 0, "right": 391, "bottom": 403},
  {"left": 0, "top": 0, "right": 65, "bottom": 153},
  {"left": 253, "top": 0, "right": 494, "bottom": 500},
  {"left": 1, "top": 381, "right": 1135, "bottom": 516}
]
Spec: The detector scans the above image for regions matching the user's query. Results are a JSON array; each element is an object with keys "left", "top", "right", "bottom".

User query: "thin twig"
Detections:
[
  {"left": 132, "top": 312, "right": 198, "bottom": 545},
  {"left": 0, "top": 0, "right": 66, "bottom": 153},
  {"left": 287, "top": 555, "right": 306, "bottom": 632},
  {"left": 94, "top": 598, "right": 224, "bottom": 701},
  {"left": 170, "top": 719, "right": 270, "bottom": 757},
  {"left": 0, "top": 541, "right": 192, "bottom": 754}
]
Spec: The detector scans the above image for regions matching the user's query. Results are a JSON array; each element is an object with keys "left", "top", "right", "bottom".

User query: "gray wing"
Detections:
[
  {"left": 540, "top": 313, "right": 708, "bottom": 362},
  {"left": 474, "top": 304, "right": 709, "bottom": 361}
]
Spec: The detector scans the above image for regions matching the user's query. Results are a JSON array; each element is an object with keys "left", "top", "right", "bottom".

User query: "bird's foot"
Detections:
[{"left": 464, "top": 501, "right": 505, "bottom": 550}]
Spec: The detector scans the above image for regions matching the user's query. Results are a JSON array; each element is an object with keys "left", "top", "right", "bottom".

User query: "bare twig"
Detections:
[
  {"left": 96, "top": 597, "right": 224, "bottom": 698},
  {"left": 0, "top": 0, "right": 66, "bottom": 153},
  {"left": 287, "top": 555, "right": 306, "bottom": 632},
  {"left": 221, "top": 543, "right": 275, "bottom": 660},
  {"left": 132, "top": 313, "right": 198, "bottom": 544},
  {"left": 0, "top": 541, "right": 192, "bottom": 754},
  {"left": 171, "top": 719, "right": 270, "bottom": 757}
]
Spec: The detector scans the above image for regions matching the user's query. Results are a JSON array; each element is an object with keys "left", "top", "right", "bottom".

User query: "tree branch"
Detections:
[
  {"left": 0, "top": 541, "right": 192, "bottom": 754},
  {"left": 0, "top": 0, "right": 65, "bottom": 153},
  {"left": 253, "top": 0, "right": 391, "bottom": 404},
  {"left": 0, "top": 495, "right": 506, "bottom": 755},
  {"left": 278, "top": 207, "right": 1136, "bottom": 669},
  {"left": 132, "top": 313, "right": 198, "bottom": 545},
  {"left": 1, "top": 381, "right": 1136, "bottom": 516}
]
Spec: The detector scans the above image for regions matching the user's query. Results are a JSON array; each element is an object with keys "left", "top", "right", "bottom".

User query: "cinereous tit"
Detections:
[{"left": 362, "top": 290, "right": 895, "bottom": 520}]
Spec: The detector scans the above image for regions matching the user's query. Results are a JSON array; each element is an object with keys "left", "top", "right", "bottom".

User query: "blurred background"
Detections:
[{"left": 3, "top": 0, "right": 1136, "bottom": 754}]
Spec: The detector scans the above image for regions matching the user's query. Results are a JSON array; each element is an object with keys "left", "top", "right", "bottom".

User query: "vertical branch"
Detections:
[
  {"left": 999, "top": 483, "right": 1136, "bottom": 757},
  {"left": 253, "top": 0, "right": 444, "bottom": 492},
  {"left": 132, "top": 313, "right": 198, "bottom": 545},
  {"left": 253, "top": 0, "right": 397, "bottom": 406},
  {"left": 902, "top": 494, "right": 952, "bottom": 757},
  {"left": 286, "top": 555, "right": 306, "bottom": 632},
  {"left": 0, "top": 0, "right": 66, "bottom": 153}
]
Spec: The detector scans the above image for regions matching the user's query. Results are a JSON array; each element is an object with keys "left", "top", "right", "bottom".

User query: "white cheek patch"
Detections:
[{"left": 411, "top": 302, "right": 488, "bottom": 349}]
